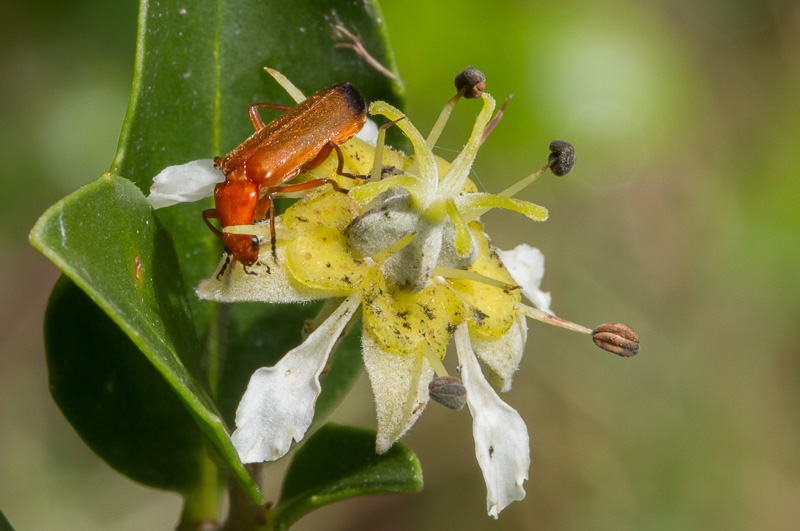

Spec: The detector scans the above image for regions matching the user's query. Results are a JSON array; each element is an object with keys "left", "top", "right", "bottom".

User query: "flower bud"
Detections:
[
  {"left": 454, "top": 66, "right": 486, "bottom": 99},
  {"left": 592, "top": 323, "right": 640, "bottom": 357},
  {"left": 429, "top": 376, "right": 467, "bottom": 410},
  {"left": 548, "top": 140, "right": 576, "bottom": 176}
]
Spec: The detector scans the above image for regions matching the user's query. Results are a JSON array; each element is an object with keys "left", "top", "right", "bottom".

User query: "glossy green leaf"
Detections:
[
  {"left": 272, "top": 424, "right": 423, "bottom": 530},
  {"left": 113, "top": 0, "right": 405, "bottom": 438},
  {"left": 29, "top": 176, "right": 262, "bottom": 503},
  {"left": 45, "top": 275, "right": 205, "bottom": 492},
  {"left": 0, "top": 507, "right": 15, "bottom": 531},
  {"left": 31, "top": 0, "right": 404, "bottom": 511}
]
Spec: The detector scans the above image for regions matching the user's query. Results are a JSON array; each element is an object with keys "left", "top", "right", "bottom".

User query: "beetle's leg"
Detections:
[
  {"left": 248, "top": 103, "right": 294, "bottom": 130},
  {"left": 274, "top": 179, "right": 343, "bottom": 195},
  {"left": 331, "top": 143, "right": 363, "bottom": 180},
  {"left": 216, "top": 254, "right": 232, "bottom": 280},
  {"left": 268, "top": 193, "right": 278, "bottom": 261},
  {"left": 202, "top": 209, "right": 224, "bottom": 239},
  {"left": 253, "top": 192, "right": 278, "bottom": 260},
  {"left": 254, "top": 192, "right": 274, "bottom": 221},
  {"left": 303, "top": 141, "right": 363, "bottom": 181},
  {"left": 302, "top": 142, "right": 336, "bottom": 172}
]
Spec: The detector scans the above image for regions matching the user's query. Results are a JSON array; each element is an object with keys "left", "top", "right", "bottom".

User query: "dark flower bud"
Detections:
[
  {"left": 454, "top": 66, "right": 486, "bottom": 99},
  {"left": 548, "top": 140, "right": 576, "bottom": 176},
  {"left": 592, "top": 323, "right": 640, "bottom": 357},
  {"left": 429, "top": 376, "right": 467, "bottom": 410}
]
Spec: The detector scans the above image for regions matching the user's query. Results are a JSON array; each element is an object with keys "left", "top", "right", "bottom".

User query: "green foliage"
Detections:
[
  {"left": 45, "top": 275, "right": 206, "bottom": 493},
  {"left": 29, "top": 0, "right": 418, "bottom": 527},
  {"left": 272, "top": 424, "right": 423, "bottom": 530},
  {"left": 0, "top": 507, "right": 15, "bottom": 531}
]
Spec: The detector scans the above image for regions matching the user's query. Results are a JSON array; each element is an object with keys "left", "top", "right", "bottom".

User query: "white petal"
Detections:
[
  {"left": 196, "top": 236, "right": 332, "bottom": 304},
  {"left": 470, "top": 314, "right": 528, "bottom": 392},
  {"left": 361, "top": 332, "right": 433, "bottom": 454},
  {"left": 456, "top": 323, "right": 530, "bottom": 518},
  {"left": 231, "top": 295, "right": 361, "bottom": 463},
  {"left": 147, "top": 159, "right": 221, "bottom": 209},
  {"left": 354, "top": 118, "right": 379, "bottom": 146},
  {"left": 497, "top": 244, "right": 552, "bottom": 313}
]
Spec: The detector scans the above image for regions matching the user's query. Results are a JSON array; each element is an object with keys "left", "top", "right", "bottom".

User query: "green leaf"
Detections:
[
  {"left": 272, "top": 424, "right": 423, "bottom": 530},
  {"left": 0, "top": 507, "right": 15, "bottom": 531},
  {"left": 29, "top": 176, "right": 262, "bottom": 503},
  {"left": 113, "top": 0, "right": 405, "bottom": 435},
  {"left": 31, "top": 0, "right": 403, "bottom": 512},
  {"left": 45, "top": 275, "right": 205, "bottom": 492}
]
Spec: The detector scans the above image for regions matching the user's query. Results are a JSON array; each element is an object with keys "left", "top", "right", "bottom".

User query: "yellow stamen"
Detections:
[
  {"left": 264, "top": 68, "right": 306, "bottom": 104},
  {"left": 498, "top": 165, "right": 550, "bottom": 199},
  {"left": 369, "top": 232, "right": 417, "bottom": 264},
  {"left": 459, "top": 193, "right": 548, "bottom": 223},
  {"left": 223, "top": 224, "right": 296, "bottom": 241},
  {"left": 347, "top": 174, "right": 426, "bottom": 205},
  {"left": 445, "top": 199, "right": 472, "bottom": 256},
  {"left": 516, "top": 303, "right": 592, "bottom": 334},
  {"left": 423, "top": 343, "right": 448, "bottom": 377},
  {"left": 433, "top": 267, "right": 516, "bottom": 290},
  {"left": 425, "top": 87, "right": 466, "bottom": 148}
]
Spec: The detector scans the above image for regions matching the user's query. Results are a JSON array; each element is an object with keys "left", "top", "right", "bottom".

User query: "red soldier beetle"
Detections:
[{"left": 203, "top": 82, "right": 367, "bottom": 276}]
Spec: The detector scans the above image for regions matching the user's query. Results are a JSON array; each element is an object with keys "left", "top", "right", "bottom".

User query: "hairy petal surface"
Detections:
[
  {"left": 231, "top": 295, "right": 361, "bottom": 463},
  {"left": 361, "top": 332, "right": 434, "bottom": 454},
  {"left": 498, "top": 244, "right": 552, "bottom": 313},
  {"left": 196, "top": 237, "right": 331, "bottom": 303},
  {"left": 147, "top": 159, "right": 220, "bottom": 208},
  {"left": 470, "top": 314, "right": 528, "bottom": 392},
  {"left": 456, "top": 323, "right": 530, "bottom": 518}
]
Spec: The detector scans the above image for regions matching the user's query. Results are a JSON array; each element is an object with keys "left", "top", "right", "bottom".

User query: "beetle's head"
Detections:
[
  {"left": 214, "top": 179, "right": 260, "bottom": 266},
  {"left": 223, "top": 233, "right": 260, "bottom": 266}
]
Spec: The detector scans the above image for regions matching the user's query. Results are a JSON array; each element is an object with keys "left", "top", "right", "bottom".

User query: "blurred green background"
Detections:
[{"left": 2, "top": 0, "right": 799, "bottom": 529}]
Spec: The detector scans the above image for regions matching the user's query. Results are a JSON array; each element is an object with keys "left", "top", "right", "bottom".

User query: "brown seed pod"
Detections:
[{"left": 592, "top": 323, "right": 640, "bottom": 357}]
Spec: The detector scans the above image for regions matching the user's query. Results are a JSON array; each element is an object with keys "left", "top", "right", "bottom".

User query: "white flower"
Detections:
[
  {"left": 147, "top": 159, "right": 220, "bottom": 209},
  {"left": 498, "top": 244, "right": 553, "bottom": 314},
  {"left": 232, "top": 295, "right": 361, "bottom": 463},
  {"left": 191, "top": 91, "right": 547, "bottom": 517},
  {"left": 455, "top": 323, "right": 529, "bottom": 518},
  {"left": 149, "top": 69, "right": 635, "bottom": 518}
]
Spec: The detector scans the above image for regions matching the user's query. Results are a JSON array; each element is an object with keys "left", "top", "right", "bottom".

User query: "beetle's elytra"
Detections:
[{"left": 203, "top": 82, "right": 367, "bottom": 274}]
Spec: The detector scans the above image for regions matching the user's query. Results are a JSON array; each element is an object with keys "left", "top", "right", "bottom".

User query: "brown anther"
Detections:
[
  {"left": 429, "top": 376, "right": 467, "bottom": 410},
  {"left": 454, "top": 66, "right": 486, "bottom": 99},
  {"left": 548, "top": 140, "right": 576, "bottom": 176},
  {"left": 592, "top": 323, "right": 640, "bottom": 357}
]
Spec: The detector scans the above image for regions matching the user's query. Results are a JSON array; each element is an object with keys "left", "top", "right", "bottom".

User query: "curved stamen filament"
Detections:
[
  {"left": 423, "top": 343, "right": 448, "bottom": 378},
  {"left": 516, "top": 303, "right": 592, "bottom": 334},
  {"left": 433, "top": 266, "right": 517, "bottom": 291},
  {"left": 445, "top": 199, "right": 473, "bottom": 257},
  {"left": 223, "top": 224, "right": 296, "bottom": 242},
  {"left": 264, "top": 68, "right": 306, "bottom": 104},
  {"left": 458, "top": 193, "right": 548, "bottom": 224},
  {"left": 370, "top": 101, "right": 438, "bottom": 192},
  {"left": 426, "top": 86, "right": 467, "bottom": 148},
  {"left": 347, "top": 174, "right": 426, "bottom": 205},
  {"left": 435, "top": 93, "right": 496, "bottom": 201},
  {"left": 370, "top": 232, "right": 417, "bottom": 264}
]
